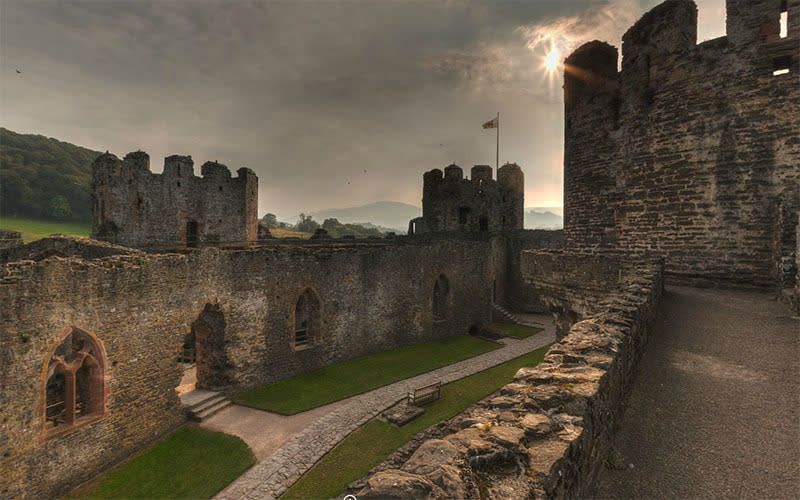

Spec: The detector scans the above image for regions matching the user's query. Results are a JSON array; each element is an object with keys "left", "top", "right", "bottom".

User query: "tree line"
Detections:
[{"left": 1, "top": 127, "right": 100, "bottom": 222}]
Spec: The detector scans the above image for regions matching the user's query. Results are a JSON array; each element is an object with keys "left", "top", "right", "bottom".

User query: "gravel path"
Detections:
[
  {"left": 593, "top": 286, "right": 800, "bottom": 499},
  {"left": 214, "top": 318, "right": 555, "bottom": 500}
]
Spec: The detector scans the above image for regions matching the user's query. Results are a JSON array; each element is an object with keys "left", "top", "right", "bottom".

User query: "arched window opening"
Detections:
[
  {"left": 44, "top": 328, "right": 106, "bottom": 434},
  {"left": 293, "top": 289, "right": 321, "bottom": 350},
  {"left": 433, "top": 274, "right": 450, "bottom": 320}
]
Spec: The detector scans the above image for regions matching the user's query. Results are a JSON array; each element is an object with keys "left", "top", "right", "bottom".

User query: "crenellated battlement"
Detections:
[
  {"left": 91, "top": 150, "right": 258, "bottom": 248},
  {"left": 414, "top": 162, "right": 524, "bottom": 234},
  {"left": 563, "top": 0, "right": 799, "bottom": 289}
]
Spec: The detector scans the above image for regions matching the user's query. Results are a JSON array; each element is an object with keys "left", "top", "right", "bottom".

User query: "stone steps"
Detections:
[
  {"left": 492, "top": 303, "right": 543, "bottom": 328},
  {"left": 180, "top": 389, "right": 232, "bottom": 422}
]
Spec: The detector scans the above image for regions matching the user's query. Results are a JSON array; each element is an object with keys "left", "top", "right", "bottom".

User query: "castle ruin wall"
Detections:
[
  {"left": 564, "top": 0, "right": 799, "bottom": 290},
  {"left": 1, "top": 236, "right": 506, "bottom": 499}
]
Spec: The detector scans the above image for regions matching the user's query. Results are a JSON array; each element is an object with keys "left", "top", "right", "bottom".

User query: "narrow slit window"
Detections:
[
  {"left": 780, "top": 1, "right": 788, "bottom": 39},
  {"left": 773, "top": 56, "right": 791, "bottom": 76}
]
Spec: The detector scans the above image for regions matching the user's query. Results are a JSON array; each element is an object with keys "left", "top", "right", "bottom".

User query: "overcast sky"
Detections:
[{"left": 1, "top": 0, "right": 725, "bottom": 220}]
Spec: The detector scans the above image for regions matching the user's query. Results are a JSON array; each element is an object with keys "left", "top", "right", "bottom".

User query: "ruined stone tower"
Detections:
[
  {"left": 411, "top": 163, "right": 524, "bottom": 234},
  {"left": 91, "top": 151, "right": 258, "bottom": 247},
  {"left": 563, "top": 0, "right": 799, "bottom": 290}
]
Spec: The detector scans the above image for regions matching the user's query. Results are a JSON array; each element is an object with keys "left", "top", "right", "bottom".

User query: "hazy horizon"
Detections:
[{"left": 1, "top": 0, "right": 726, "bottom": 216}]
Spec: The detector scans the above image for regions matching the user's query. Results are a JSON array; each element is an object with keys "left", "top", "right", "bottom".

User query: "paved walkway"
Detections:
[
  {"left": 214, "top": 316, "right": 555, "bottom": 500},
  {"left": 593, "top": 286, "right": 800, "bottom": 499}
]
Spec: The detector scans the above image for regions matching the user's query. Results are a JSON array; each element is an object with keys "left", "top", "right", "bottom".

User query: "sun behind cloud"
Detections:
[{"left": 544, "top": 47, "right": 560, "bottom": 72}]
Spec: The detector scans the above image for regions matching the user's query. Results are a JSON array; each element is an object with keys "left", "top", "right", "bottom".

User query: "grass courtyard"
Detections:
[
  {"left": 280, "top": 344, "right": 551, "bottom": 500},
  {"left": 67, "top": 426, "right": 255, "bottom": 499},
  {"left": 233, "top": 335, "right": 501, "bottom": 414},
  {"left": 0, "top": 216, "right": 90, "bottom": 243}
]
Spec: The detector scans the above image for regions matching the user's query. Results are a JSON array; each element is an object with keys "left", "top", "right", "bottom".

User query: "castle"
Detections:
[
  {"left": 91, "top": 151, "right": 258, "bottom": 248},
  {"left": 1, "top": 1, "right": 797, "bottom": 499},
  {"left": 409, "top": 163, "right": 524, "bottom": 234}
]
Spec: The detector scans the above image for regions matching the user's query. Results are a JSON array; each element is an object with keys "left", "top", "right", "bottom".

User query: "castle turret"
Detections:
[
  {"left": 444, "top": 164, "right": 463, "bottom": 180},
  {"left": 163, "top": 155, "right": 194, "bottom": 177},
  {"left": 123, "top": 151, "right": 150, "bottom": 173},
  {"left": 471, "top": 165, "right": 492, "bottom": 185},
  {"left": 563, "top": 41, "right": 619, "bottom": 247},
  {"left": 91, "top": 152, "right": 124, "bottom": 241},
  {"left": 498, "top": 162, "right": 524, "bottom": 230}
]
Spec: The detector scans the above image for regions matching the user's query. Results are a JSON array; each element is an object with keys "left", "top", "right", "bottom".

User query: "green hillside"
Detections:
[{"left": 0, "top": 127, "right": 101, "bottom": 223}]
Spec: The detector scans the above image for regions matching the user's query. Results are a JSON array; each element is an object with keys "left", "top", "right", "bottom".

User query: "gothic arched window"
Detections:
[{"left": 44, "top": 327, "right": 106, "bottom": 435}]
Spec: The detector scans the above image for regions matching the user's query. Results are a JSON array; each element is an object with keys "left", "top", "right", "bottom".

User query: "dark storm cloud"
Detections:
[{"left": 1, "top": 0, "right": 723, "bottom": 220}]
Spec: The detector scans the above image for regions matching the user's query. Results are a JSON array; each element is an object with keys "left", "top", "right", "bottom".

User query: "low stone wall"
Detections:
[
  {"left": 350, "top": 253, "right": 663, "bottom": 499},
  {"left": 0, "top": 230, "right": 23, "bottom": 250},
  {"left": 0, "top": 235, "right": 139, "bottom": 263}
]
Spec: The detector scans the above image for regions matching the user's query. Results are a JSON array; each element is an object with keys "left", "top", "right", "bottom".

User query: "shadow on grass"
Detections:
[{"left": 66, "top": 426, "right": 255, "bottom": 500}]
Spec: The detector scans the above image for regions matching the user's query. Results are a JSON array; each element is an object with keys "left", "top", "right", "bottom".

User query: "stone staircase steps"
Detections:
[
  {"left": 492, "top": 303, "right": 543, "bottom": 328},
  {"left": 180, "top": 389, "right": 232, "bottom": 422}
]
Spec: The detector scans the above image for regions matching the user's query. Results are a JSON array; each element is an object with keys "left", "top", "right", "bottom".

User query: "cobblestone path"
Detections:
[{"left": 214, "top": 320, "right": 555, "bottom": 500}]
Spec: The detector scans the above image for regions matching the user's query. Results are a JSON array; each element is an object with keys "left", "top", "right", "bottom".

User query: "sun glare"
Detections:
[{"left": 544, "top": 48, "right": 560, "bottom": 72}]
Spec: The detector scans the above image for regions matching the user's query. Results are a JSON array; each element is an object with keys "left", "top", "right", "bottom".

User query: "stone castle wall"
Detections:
[
  {"left": 564, "top": 0, "right": 799, "bottom": 289},
  {"left": 0, "top": 235, "right": 521, "bottom": 499},
  {"left": 91, "top": 151, "right": 258, "bottom": 248},
  {"left": 413, "top": 163, "right": 524, "bottom": 234}
]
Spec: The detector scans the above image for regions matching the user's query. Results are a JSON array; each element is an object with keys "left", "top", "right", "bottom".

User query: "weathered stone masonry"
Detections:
[
  {"left": 564, "top": 0, "right": 799, "bottom": 290},
  {"left": 91, "top": 151, "right": 258, "bottom": 248},
  {"left": 0, "top": 232, "right": 560, "bottom": 499},
  {"left": 410, "top": 163, "right": 524, "bottom": 234}
]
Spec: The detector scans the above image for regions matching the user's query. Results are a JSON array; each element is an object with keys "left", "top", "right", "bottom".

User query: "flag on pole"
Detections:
[{"left": 482, "top": 116, "right": 498, "bottom": 129}]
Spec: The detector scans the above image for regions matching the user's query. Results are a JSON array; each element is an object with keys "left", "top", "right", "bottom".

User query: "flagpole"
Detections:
[{"left": 496, "top": 111, "right": 500, "bottom": 170}]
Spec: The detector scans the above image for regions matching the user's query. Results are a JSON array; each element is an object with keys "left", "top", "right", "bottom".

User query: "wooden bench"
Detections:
[{"left": 408, "top": 381, "right": 441, "bottom": 406}]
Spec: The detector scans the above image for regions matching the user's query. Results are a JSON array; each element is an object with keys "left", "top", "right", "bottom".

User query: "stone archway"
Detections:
[{"left": 193, "top": 303, "right": 232, "bottom": 389}]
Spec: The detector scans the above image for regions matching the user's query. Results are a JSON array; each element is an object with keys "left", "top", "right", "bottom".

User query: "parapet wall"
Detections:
[
  {"left": 350, "top": 252, "right": 664, "bottom": 499},
  {"left": 564, "top": 0, "right": 799, "bottom": 290},
  {"left": 91, "top": 151, "right": 258, "bottom": 248},
  {"left": 0, "top": 236, "right": 505, "bottom": 499}
]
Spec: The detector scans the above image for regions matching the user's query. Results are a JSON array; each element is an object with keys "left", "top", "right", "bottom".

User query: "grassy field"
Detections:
[
  {"left": 67, "top": 426, "right": 255, "bottom": 500},
  {"left": 233, "top": 335, "right": 501, "bottom": 415},
  {"left": 0, "top": 216, "right": 90, "bottom": 243},
  {"left": 281, "top": 344, "right": 551, "bottom": 500},
  {"left": 270, "top": 227, "right": 312, "bottom": 239},
  {"left": 488, "top": 322, "right": 543, "bottom": 339}
]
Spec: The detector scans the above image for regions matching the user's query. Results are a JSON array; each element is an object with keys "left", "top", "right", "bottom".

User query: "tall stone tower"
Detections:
[{"left": 411, "top": 162, "right": 524, "bottom": 234}]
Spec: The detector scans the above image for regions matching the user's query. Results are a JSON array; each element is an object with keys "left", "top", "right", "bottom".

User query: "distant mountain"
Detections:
[
  {"left": 1, "top": 127, "right": 102, "bottom": 222},
  {"left": 528, "top": 206, "right": 563, "bottom": 217},
  {"left": 524, "top": 209, "right": 563, "bottom": 229},
  {"left": 310, "top": 201, "right": 421, "bottom": 232}
]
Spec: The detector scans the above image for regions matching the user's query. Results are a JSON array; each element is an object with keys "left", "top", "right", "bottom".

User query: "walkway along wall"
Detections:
[{"left": 0, "top": 237, "right": 506, "bottom": 499}]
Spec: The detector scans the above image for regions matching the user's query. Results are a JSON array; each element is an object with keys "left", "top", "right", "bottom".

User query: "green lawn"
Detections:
[
  {"left": 281, "top": 344, "right": 550, "bottom": 500},
  {"left": 233, "top": 335, "right": 501, "bottom": 415},
  {"left": 488, "top": 322, "right": 543, "bottom": 338},
  {"left": 0, "top": 216, "right": 90, "bottom": 243},
  {"left": 67, "top": 426, "right": 255, "bottom": 500}
]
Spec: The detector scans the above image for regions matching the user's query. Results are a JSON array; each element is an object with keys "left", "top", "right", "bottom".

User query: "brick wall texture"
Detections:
[{"left": 564, "top": 0, "right": 799, "bottom": 290}]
